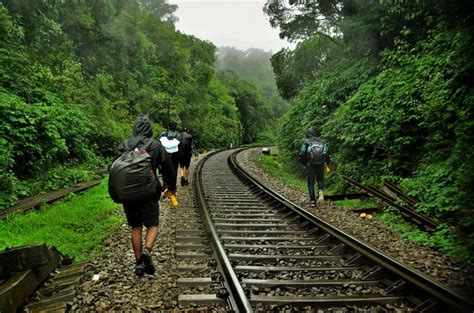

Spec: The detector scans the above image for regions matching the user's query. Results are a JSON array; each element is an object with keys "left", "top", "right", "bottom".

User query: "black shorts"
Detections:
[
  {"left": 123, "top": 198, "right": 159, "bottom": 228},
  {"left": 179, "top": 154, "right": 192, "bottom": 168}
]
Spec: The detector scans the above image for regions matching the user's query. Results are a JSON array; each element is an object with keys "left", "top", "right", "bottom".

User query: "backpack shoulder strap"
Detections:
[
  {"left": 119, "top": 139, "right": 131, "bottom": 152},
  {"left": 300, "top": 140, "right": 308, "bottom": 154}
]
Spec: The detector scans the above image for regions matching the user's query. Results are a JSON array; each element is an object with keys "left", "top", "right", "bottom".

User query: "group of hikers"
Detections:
[
  {"left": 109, "top": 114, "right": 195, "bottom": 276},
  {"left": 109, "top": 114, "right": 329, "bottom": 276}
]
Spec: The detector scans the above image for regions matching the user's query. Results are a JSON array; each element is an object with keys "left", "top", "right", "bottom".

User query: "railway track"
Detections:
[
  {"left": 194, "top": 149, "right": 473, "bottom": 312},
  {"left": 1, "top": 167, "right": 108, "bottom": 220},
  {"left": 0, "top": 179, "right": 102, "bottom": 220},
  {"left": 342, "top": 175, "right": 440, "bottom": 232},
  {"left": 3, "top": 151, "right": 471, "bottom": 311}
]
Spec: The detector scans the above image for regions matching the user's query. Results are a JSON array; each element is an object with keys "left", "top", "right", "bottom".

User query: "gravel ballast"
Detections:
[{"left": 72, "top": 153, "right": 214, "bottom": 312}]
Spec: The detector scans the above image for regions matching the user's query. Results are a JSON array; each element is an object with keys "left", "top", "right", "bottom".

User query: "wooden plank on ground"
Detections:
[
  {"left": 0, "top": 247, "right": 61, "bottom": 312},
  {"left": 0, "top": 244, "right": 50, "bottom": 277}
]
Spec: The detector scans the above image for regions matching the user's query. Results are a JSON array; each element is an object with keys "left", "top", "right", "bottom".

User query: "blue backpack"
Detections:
[{"left": 306, "top": 138, "right": 328, "bottom": 165}]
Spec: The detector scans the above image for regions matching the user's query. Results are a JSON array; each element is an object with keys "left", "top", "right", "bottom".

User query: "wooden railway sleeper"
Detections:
[
  {"left": 287, "top": 215, "right": 301, "bottom": 224},
  {"left": 294, "top": 220, "right": 310, "bottom": 230},
  {"left": 382, "top": 279, "right": 406, "bottom": 296},
  {"left": 344, "top": 253, "right": 363, "bottom": 266},
  {"left": 281, "top": 211, "right": 294, "bottom": 218},
  {"left": 312, "top": 234, "right": 331, "bottom": 248},
  {"left": 361, "top": 266, "right": 383, "bottom": 280},
  {"left": 304, "top": 227, "right": 319, "bottom": 237},
  {"left": 328, "top": 243, "right": 346, "bottom": 255},
  {"left": 414, "top": 298, "right": 438, "bottom": 312}
]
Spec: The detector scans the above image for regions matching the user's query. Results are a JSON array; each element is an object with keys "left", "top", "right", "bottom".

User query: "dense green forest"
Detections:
[
  {"left": 215, "top": 47, "right": 290, "bottom": 143},
  {"left": 0, "top": 0, "right": 285, "bottom": 209},
  {"left": 216, "top": 47, "right": 290, "bottom": 118},
  {"left": 265, "top": 0, "right": 473, "bottom": 255}
]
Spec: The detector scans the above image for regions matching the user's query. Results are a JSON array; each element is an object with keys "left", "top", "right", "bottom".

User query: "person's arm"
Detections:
[
  {"left": 324, "top": 143, "right": 331, "bottom": 164},
  {"left": 298, "top": 142, "right": 307, "bottom": 164},
  {"left": 191, "top": 138, "right": 197, "bottom": 156}
]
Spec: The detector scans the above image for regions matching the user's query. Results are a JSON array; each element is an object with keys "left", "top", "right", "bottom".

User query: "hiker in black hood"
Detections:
[
  {"left": 115, "top": 114, "right": 177, "bottom": 276},
  {"left": 306, "top": 127, "right": 317, "bottom": 138},
  {"left": 298, "top": 127, "right": 330, "bottom": 207}
]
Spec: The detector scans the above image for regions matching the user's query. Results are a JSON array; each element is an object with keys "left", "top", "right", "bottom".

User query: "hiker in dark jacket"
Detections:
[
  {"left": 177, "top": 126, "right": 194, "bottom": 186},
  {"left": 298, "top": 127, "right": 330, "bottom": 207},
  {"left": 115, "top": 114, "right": 177, "bottom": 276}
]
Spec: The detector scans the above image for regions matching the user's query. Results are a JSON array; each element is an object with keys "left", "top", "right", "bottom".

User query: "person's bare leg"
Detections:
[
  {"left": 141, "top": 226, "right": 158, "bottom": 275},
  {"left": 144, "top": 226, "right": 158, "bottom": 250},
  {"left": 131, "top": 226, "right": 143, "bottom": 260},
  {"left": 184, "top": 167, "right": 190, "bottom": 181},
  {"left": 179, "top": 166, "right": 186, "bottom": 185}
]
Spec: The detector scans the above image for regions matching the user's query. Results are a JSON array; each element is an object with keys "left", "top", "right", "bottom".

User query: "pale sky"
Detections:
[{"left": 169, "top": 0, "right": 292, "bottom": 52}]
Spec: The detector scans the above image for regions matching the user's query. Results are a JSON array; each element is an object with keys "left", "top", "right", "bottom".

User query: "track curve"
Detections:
[{"left": 194, "top": 149, "right": 473, "bottom": 312}]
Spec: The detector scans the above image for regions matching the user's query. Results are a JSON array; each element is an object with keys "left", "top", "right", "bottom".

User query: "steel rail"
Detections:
[
  {"left": 382, "top": 180, "right": 468, "bottom": 241},
  {"left": 1, "top": 179, "right": 102, "bottom": 220},
  {"left": 383, "top": 180, "right": 417, "bottom": 207},
  {"left": 229, "top": 149, "right": 473, "bottom": 312},
  {"left": 342, "top": 175, "right": 440, "bottom": 231},
  {"left": 194, "top": 150, "right": 253, "bottom": 312}
]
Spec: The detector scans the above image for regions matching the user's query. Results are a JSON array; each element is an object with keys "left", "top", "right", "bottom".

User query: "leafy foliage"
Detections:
[
  {"left": 271, "top": 36, "right": 339, "bottom": 100},
  {"left": 215, "top": 47, "right": 290, "bottom": 121},
  {"left": 0, "top": 0, "right": 273, "bottom": 209},
  {"left": 265, "top": 0, "right": 474, "bottom": 257},
  {"left": 217, "top": 70, "right": 274, "bottom": 144}
]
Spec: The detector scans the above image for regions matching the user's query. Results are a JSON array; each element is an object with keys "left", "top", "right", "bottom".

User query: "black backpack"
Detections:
[
  {"left": 108, "top": 140, "right": 158, "bottom": 203},
  {"left": 306, "top": 138, "right": 327, "bottom": 164},
  {"left": 179, "top": 133, "right": 193, "bottom": 154}
]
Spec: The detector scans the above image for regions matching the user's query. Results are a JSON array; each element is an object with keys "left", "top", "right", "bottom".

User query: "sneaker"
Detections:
[
  {"left": 309, "top": 200, "right": 316, "bottom": 207},
  {"left": 318, "top": 190, "right": 324, "bottom": 203},
  {"left": 134, "top": 261, "right": 145, "bottom": 276},
  {"left": 180, "top": 177, "right": 186, "bottom": 187},
  {"left": 141, "top": 248, "right": 155, "bottom": 275}
]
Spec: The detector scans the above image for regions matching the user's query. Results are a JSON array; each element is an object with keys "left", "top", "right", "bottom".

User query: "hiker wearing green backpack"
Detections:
[
  {"left": 298, "top": 127, "right": 330, "bottom": 207},
  {"left": 109, "top": 114, "right": 177, "bottom": 276}
]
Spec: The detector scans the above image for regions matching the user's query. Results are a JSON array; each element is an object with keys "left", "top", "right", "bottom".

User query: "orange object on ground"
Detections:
[
  {"left": 324, "top": 163, "right": 331, "bottom": 174},
  {"left": 167, "top": 191, "right": 178, "bottom": 208}
]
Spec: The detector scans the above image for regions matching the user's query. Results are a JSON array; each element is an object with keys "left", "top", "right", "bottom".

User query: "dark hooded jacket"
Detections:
[{"left": 116, "top": 114, "right": 176, "bottom": 192}]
